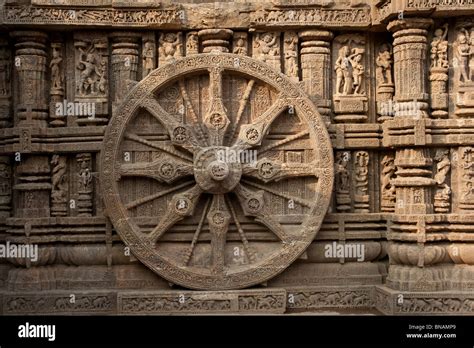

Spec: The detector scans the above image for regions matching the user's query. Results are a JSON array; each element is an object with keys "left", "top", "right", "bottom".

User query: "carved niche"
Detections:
[
  {"left": 100, "top": 53, "right": 334, "bottom": 290},
  {"left": 332, "top": 33, "right": 368, "bottom": 123}
]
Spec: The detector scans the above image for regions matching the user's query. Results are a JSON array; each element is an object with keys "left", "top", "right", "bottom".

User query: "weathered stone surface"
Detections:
[{"left": 0, "top": 0, "right": 474, "bottom": 315}]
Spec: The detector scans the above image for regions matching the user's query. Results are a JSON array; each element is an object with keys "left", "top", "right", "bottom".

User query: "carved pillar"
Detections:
[
  {"left": 0, "top": 37, "right": 12, "bottom": 128},
  {"left": 49, "top": 39, "right": 66, "bottom": 127},
  {"left": 14, "top": 156, "right": 51, "bottom": 218},
  {"left": 10, "top": 31, "right": 49, "bottom": 127},
  {"left": 111, "top": 32, "right": 140, "bottom": 114},
  {"left": 386, "top": 18, "right": 439, "bottom": 291},
  {"left": 388, "top": 18, "right": 431, "bottom": 119},
  {"left": 76, "top": 153, "right": 93, "bottom": 217},
  {"left": 299, "top": 30, "right": 333, "bottom": 124},
  {"left": 198, "top": 29, "right": 233, "bottom": 53},
  {"left": 392, "top": 148, "right": 435, "bottom": 215},
  {"left": 253, "top": 32, "right": 281, "bottom": 71}
]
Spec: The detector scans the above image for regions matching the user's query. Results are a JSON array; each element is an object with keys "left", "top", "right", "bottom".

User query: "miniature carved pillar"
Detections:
[
  {"left": 0, "top": 37, "right": 12, "bottom": 128},
  {"left": 387, "top": 18, "right": 432, "bottom": 119},
  {"left": 198, "top": 29, "right": 233, "bottom": 53},
  {"left": 111, "top": 32, "right": 140, "bottom": 113},
  {"left": 299, "top": 30, "right": 333, "bottom": 124},
  {"left": 14, "top": 156, "right": 51, "bottom": 218},
  {"left": 10, "top": 31, "right": 49, "bottom": 127}
]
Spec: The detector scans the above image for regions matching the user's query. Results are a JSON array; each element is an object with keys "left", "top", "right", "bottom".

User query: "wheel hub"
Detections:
[{"left": 194, "top": 146, "right": 242, "bottom": 194}]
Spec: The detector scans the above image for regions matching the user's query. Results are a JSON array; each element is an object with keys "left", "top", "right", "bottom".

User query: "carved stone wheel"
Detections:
[{"left": 101, "top": 53, "right": 334, "bottom": 290}]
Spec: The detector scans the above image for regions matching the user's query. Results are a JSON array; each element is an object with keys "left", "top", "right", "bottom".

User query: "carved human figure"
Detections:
[
  {"left": 0, "top": 46, "right": 11, "bottom": 96},
  {"left": 284, "top": 33, "right": 298, "bottom": 78},
  {"left": 470, "top": 27, "right": 474, "bottom": 81},
  {"left": 335, "top": 46, "right": 350, "bottom": 95},
  {"left": 76, "top": 48, "right": 102, "bottom": 95},
  {"left": 454, "top": 29, "right": 471, "bottom": 83},
  {"left": 51, "top": 155, "right": 67, "bottom": 202},
  {"left": 186, "top": 32, "right": 198, "bottom": 55},
  {"left": 78, "top": 155, "right": 92, "bottom": 192},
  {"left": 159, "top": 33, "right": 182, "bottom": 63},
  {"left": 255, "top": 33, "right": 279, "bottom": 62},
  {"left": 381, "top": 155, "right": 396, "bottom": 198},
  {"left": 376, "top": 44, "right": 393, "bottom": 85},
  {"left": 50, "top": 47, "right": 63, "bottom": 90},
  {"left": 354, "top": 151, "right": 369, "bottom": 195},
  {"left": 143, "top": 41, "right": 154, "bottom": 76},
  {"left": 434, "top": 149, "right": 450, "bottom": 186},
  {"left": 431, "top": 24, "right": 449, "bottom": 69},
  {"left": 233, "top": 37, "right": 246, "bottom": 55},
  {"left": 97, "top": 59, "right": 107, "bottom": 94},
  {"left": 349, "top": 48, "right": 365, "bottom": 95},
  {"left": 335, "top": 152, "right": 350, "bottom": 192}
]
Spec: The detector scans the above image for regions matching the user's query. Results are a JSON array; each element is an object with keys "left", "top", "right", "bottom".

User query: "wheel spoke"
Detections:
[
  {"left": 258, "top": 130, "right": 309, "bottom": 155},
  {"left": 242, "top": 158, "right": 320, "bottom": 183},
  {"left": 228, "top": 79, "right": 255, "bottom": 144},
  {"left": 234, "top": 97, "right": 288, "bottom": 149},
  {"left": 234, "top": 183, "right": 290, "bottom": 243},
  {"left": 125, "top": 180, "right": 194, "bottom": 210},
  {"left": 183, "top": 196, "right": 211, "bottom": 266},
  {"left": 203, "top": 67, "right": 230, "bottom": 146},
  {"left": 124, "top": 132, "right": 192, "bottom": 162},
  {"left": 225, "top": 195, "right": 256, "bottom": 263},
  {"left": 241, "top": 178, "right": 313, "bottom": 208},
  {"left": 178, "top": 80, "right": 209, "bottom": 147},
  {"left": 207, "top": 194, "right": 231, "bottom": 274},
  {"left": 140, "top": 97, "right": 203, "bottom": 152},
  {"left": 147, "top": 185, "right": 203, "bottom": 243},
  {"left": 120, "top": 155, "right": 193, "bottom": 184}
]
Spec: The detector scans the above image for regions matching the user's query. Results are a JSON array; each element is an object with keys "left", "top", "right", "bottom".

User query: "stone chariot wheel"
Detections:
[{"left": 100, "top": 53, "right": 334, "bottom": 290}]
